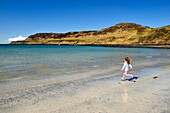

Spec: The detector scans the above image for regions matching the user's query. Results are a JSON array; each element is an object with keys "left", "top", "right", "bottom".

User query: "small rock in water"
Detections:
[{"left": 153, "top": 76, "right": 158, "bottom": 79}]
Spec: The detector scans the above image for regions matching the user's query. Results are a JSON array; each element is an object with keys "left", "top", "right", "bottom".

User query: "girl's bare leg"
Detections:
[
  {"left": 121, "top": 73, "right": 126, "bottom": 80},
  {"left": 127, "top": 73, "right": 133, "bottom": 78},
  {"left": 121, "top": 71, "right": 133, "bottom": 80},
  {"left": 124, "top": 71, "right": 133, "bottom": 78}
]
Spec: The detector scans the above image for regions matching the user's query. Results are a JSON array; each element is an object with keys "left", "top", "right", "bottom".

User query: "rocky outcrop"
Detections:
[{"left": 10, "top": 23, "right": 170, "bottom": 46}]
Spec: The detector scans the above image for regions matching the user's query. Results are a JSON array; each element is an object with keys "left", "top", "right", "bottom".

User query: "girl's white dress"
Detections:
[{"left": 121, "top": 62, "right": 132, "bottom": 71}]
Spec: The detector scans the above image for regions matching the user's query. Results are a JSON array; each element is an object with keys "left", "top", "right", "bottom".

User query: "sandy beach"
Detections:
[{"left": 0, "top": 61, "right": 170, "bottom": 113}]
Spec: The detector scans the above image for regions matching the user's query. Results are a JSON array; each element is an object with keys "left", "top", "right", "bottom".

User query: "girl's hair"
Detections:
[{"left": 124, "top": 57, "right": 131, "bottom": 64}]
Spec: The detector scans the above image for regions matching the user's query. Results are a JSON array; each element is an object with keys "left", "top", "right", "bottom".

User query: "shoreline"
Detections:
[{"left": 1, "top": 43, "right": 170, "bottom": 49}]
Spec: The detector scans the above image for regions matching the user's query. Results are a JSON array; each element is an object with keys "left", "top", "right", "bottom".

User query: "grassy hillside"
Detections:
[{"left": 11, "top": 23, "right": 170, "bottom": 45}]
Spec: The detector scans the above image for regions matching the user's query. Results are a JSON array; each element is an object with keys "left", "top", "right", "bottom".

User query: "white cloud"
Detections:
[{"left": 8, "top": 35, "right": 27, "bottom": 42}]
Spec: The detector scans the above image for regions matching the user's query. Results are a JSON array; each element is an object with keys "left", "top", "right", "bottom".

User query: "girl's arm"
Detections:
[{"left": 121, "top": 62, "right": 126, "bottom": 70}]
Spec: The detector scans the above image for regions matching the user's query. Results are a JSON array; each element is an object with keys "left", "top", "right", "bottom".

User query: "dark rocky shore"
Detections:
[
  {"left": 7, "top": 43, "right": 170, "bottom": 49},
  {"left": 74, "top": 44, "right": 170, "bottom": 49}
]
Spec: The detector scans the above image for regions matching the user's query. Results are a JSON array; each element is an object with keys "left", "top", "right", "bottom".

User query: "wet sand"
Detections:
[{"left": 0, "top": 64, "right": 170, "bottom": 113}]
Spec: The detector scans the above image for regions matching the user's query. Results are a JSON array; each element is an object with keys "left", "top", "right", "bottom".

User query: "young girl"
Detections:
[{"left": 121, "top": 57, "right": 133, "bottom": 80}]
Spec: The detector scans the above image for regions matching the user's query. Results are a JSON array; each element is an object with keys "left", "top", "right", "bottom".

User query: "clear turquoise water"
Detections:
[{"left": 0, "top": 45, "right": 170, "bottom": 82}]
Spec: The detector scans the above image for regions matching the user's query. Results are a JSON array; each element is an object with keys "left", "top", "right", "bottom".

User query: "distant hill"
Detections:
[{"left": 10, "top": 23, "right": 170, "bottom": 47}]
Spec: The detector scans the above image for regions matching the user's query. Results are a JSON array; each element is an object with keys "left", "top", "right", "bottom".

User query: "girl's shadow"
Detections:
[{"left": 124, "top": 76, "right": 139, "bottom": 81}]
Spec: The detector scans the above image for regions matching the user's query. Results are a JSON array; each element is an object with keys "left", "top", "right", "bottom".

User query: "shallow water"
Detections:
[{"left": 0, "top": 45, "right": 169, "bottom": 87}]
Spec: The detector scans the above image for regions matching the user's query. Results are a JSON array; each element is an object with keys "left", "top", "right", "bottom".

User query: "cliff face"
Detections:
[{"left": 10, "top": 23, "right": 170, "bottom": 45}]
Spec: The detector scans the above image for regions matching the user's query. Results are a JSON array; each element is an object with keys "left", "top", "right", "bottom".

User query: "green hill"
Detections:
[{"left": 10, "top": 23, "right": 170, "bottom": 46}]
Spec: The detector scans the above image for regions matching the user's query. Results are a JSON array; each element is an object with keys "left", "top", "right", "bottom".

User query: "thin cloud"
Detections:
[{"left": 8, "top": 35, "right": 27, "bottom": 42}]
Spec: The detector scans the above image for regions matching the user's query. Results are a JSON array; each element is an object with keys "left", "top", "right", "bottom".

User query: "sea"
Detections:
[{"left": 0, "top": 45, "right": 170, "bottom": 91}]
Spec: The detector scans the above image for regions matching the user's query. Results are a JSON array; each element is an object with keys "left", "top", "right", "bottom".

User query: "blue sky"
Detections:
[{"left": 0, "top": 0, "right": 170, "bottom": 44}]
